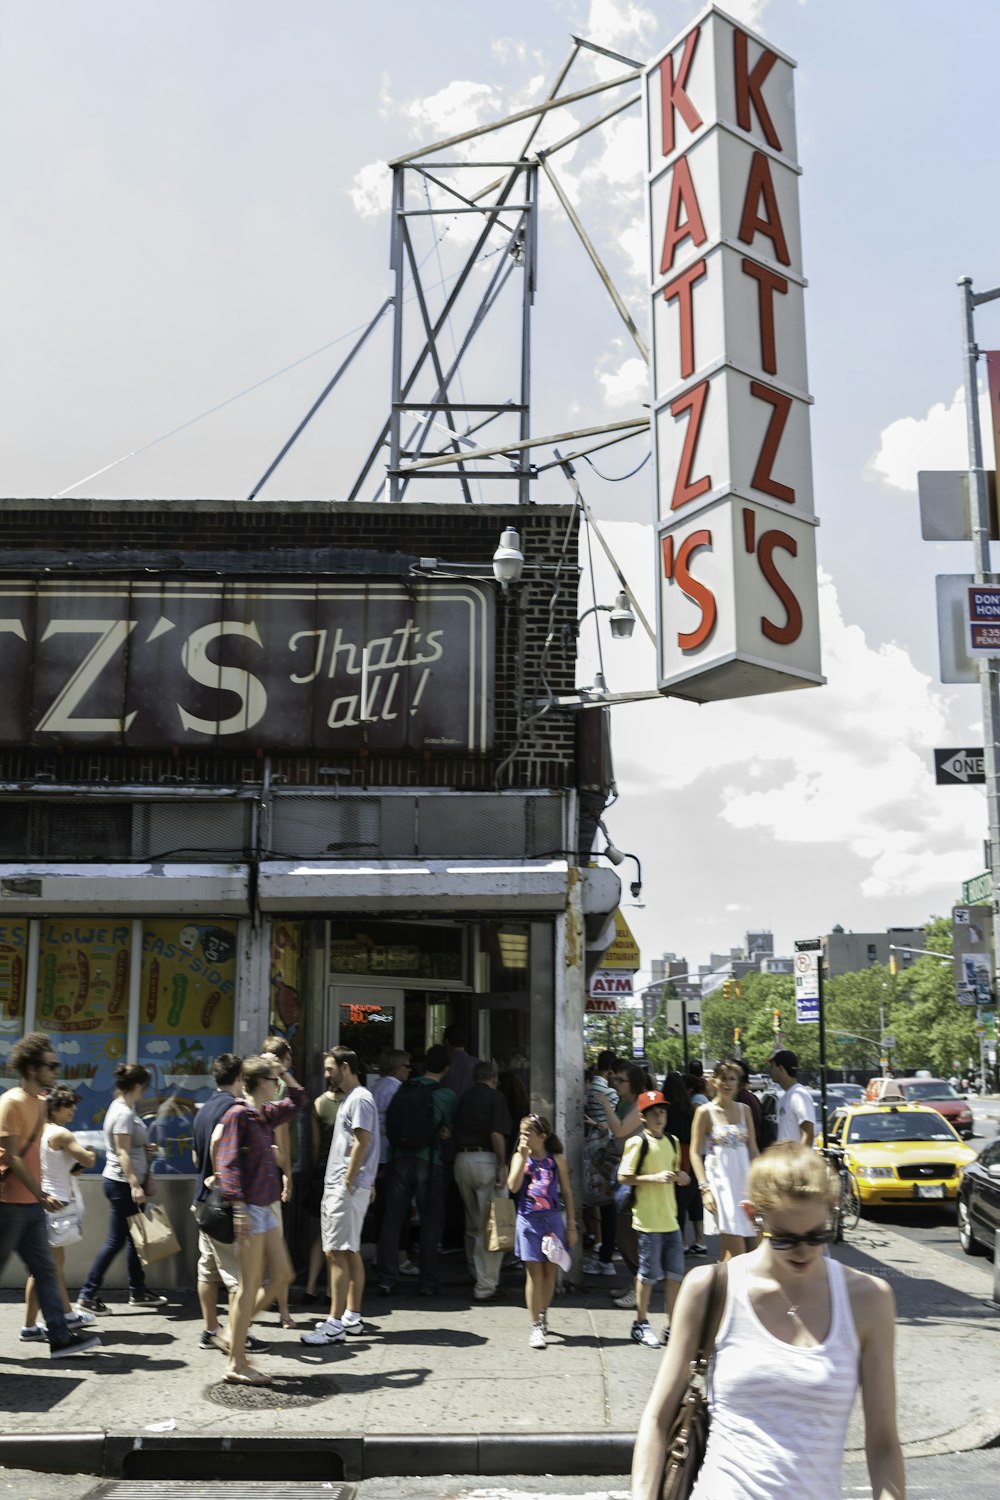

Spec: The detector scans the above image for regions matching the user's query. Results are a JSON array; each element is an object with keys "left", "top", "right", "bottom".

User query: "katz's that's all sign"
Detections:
[{"left": 645, "top": 4, "right": 823, "bottom": 702}]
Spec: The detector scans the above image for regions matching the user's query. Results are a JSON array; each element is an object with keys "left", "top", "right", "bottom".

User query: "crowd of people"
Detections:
[{"left": 1, "top": 1027, "right": 904, "bottom": 1493}]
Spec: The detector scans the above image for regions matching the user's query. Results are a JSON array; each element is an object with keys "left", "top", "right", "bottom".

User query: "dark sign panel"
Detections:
[
  {"left": 933, "top": 748, "right": 986, "bottom": 785},
  {"left": 0, "top": 578, "right": 494, "bottom": 753}
]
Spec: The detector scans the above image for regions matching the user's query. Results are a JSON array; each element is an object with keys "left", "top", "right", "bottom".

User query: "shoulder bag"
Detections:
[{"left": 660, "top": 1262, "right": 728, "bottom": 1500}]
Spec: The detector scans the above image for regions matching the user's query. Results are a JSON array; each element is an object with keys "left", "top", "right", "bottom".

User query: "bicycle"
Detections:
[{"left": 821, "top": 1145, "right": 861, "bottom": 1241}]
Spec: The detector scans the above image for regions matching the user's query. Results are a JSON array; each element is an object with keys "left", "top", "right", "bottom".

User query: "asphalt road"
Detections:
[{"left": 2, "top": 1454, "right": 999, "bottom": 1499}]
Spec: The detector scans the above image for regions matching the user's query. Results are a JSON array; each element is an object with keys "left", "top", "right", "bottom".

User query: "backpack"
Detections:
[
  {"left": 386, "top": 1078, "right": 441, "bottom": 1151},
  {"left": 759, "top": 1092, "right": 778, "bottom": 1150}
]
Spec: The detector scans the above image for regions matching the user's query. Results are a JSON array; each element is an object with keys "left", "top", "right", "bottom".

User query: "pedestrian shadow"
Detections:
[
  {"left": 0, "top": 1371, "right": 85, "bottom": 1411},
  {"left": 92, "top": 1329, "right": 177, "bottom": 1346},
  {"left": 324, "top": 1365, "right": 431, "bottom": 1395},
  {"left": 370, "top": 1329, "right": 488, "bottom": 1348},
  {"left": 835, "top": 1242, "right": 999, "bottom": 1327}
]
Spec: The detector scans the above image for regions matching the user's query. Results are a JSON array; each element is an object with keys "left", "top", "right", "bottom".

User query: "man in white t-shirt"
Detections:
[
  {"left": 770, "top": 1050, "right": 816, "bottom": 1147},
  {"left": 302, "top": 1047, "right": 379, "bottom": 1347}
]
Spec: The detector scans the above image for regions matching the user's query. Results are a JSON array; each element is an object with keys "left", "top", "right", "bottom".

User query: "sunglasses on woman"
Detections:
[{"left": 761, "top": 1227, "right": 834, "bottom": 1250}]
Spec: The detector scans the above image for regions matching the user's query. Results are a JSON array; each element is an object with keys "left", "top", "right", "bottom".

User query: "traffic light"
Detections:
[
  {"left": 733, "top": 1026, "right": 742, "bottom": 1044},
  {"left": 722, "top": 979, "right": 734, "bottom": 999},
  {"left": 888, "top": 951, "right": 898, "bottom": 977},
  {"left": 734, "top": 981, "right": 743, "bottom": 999},
  {"left": 772, "top": 1008, "right": 781, "bottom": 1031}
]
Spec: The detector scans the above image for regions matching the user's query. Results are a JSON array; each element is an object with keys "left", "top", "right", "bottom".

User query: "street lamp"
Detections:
[
  {"left": 492, "top": 527, "right": 524, "bottom": 587},
  {"left": 576, "top": 590, "right": 636, "bottom": 640}
]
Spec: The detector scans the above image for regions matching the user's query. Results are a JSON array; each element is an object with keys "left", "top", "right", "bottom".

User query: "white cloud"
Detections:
[
  {"left": 56, "top": 1039, "right": 81, "bottom": 1055},
  {"left": 145, "top": 1040, "right": 171, "bottom": 1055},
  {"left": 597, "top": 353, "right": 647, "bottom": 408},
  {"left": 719, "top": 0, "right": 774, "bottom": 31},
  {"left": 404, "top": 79, "right": 500, "bottom": 139},
  {"left": 582, "top": 0, "right": 658, "bottom": 52},
  {"left": 348, "top": 161, "right": 392, "bottom": 223},
  {"left": 869, "top": 384, "right": 994, "bottom": 492}
]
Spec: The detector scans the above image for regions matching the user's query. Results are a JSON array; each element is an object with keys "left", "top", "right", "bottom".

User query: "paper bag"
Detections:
[
  {"left": 486, "top": 1194, "right": 515, "bottom": 1253},
  {"left": 128, "top": 1202, "right": 180, "bottom": 1267}
]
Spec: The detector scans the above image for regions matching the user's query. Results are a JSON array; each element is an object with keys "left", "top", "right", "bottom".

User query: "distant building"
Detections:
[
  {"left": 822, "top": 925, "right": 925, "bottom": 978},
  {"left": 745, "top": 929, "right": 774, "bottom": 959},
  {"left": 760, "top": 955, "right": 794, "bottom": 975}
]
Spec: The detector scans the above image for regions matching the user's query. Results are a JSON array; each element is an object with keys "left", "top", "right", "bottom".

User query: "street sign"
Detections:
[
  {"left": 935, "top": 574, "right": 978, "bottom": 684},
  {"left": 882, "top": 1033, "right": 896, "bottom": 1049},
  {"left": 686, "top": 1006, "right": 702, "bottom": 1036},
  {"left": 832, "top": 1032, "right": 852, "bottom": 1046},
  {"left": 966, "top": 585, "right": 1000, "bottom": 656},
  {"left": 585, "top": 995, "right": 619, "bottom": 1015},
  {"left": 601, "top": 910, "right": 641, "bottom": 970},
  {"left": 963, "top": 872, "right": 993, "bottom": 903},
  {"left": 793, "top": 945, "right": 820, "bottom": 1023},
  {"left": 590, "top": 970, "right": 634, "bottom": 999},
  {"left": 935, "top": 748, "right": 985, "bottom": 785},
  {"left": 918, "top": 470, "right": 998, "bottom": 541}
]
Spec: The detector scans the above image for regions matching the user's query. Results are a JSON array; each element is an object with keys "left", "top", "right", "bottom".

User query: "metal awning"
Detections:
[
  {"left": 257, "top": 859, "right": 571, "bottom": 913},
  {"left": 0, "top": 864, "right": 250, "bottom": 914}
]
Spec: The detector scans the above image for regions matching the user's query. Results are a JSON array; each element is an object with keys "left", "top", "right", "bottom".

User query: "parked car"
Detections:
[
  {"left": 894, "top": 1078, "right": 975, "bottom": 1138},
  {"left": 957, "top": 1136, "right": 1000, "bottom": 1255},
  {"left": 821, "top": 1103, "right": 977, "bottom": 1209},
  {"left": 826, "top": 1083, "right": 865, "bottom": 1108}
]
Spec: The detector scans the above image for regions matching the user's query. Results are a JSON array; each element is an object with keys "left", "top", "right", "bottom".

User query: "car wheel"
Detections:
[{"left": 957, "top": 1195, "right": 983, "bottom": 1256}]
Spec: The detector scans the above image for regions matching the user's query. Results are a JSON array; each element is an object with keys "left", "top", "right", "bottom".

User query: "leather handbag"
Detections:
[
  {"left": 660, "top": 1263, "right": 728, "bottom": 1500},
  {"left": 195, "top": 1185, "right": 235, "bottom": 1245}
]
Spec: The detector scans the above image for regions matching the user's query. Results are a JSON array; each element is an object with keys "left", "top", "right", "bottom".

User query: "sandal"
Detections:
[
  {"left": 224, "top": 1368, "right": 272, "bottom": 1387},
  {"left": 279, "top": 1317, "right": 297, "bottom": 1330}
]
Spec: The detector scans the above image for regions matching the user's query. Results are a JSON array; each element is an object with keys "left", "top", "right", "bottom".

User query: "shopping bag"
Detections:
[
  {"left": 486, "top": 1194, "right": 516, "bottom": 1253},
  {"left": 128, "top": 1202, "right": 180, "bottom": 1267}
]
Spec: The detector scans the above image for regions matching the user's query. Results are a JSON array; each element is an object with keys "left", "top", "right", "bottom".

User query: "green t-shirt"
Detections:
[
  {"left": 620, "top": 1131, "right": 679, "bottom": 1233},
  {"left": 392, "top": 1076, "right": 457, "bottom": 1165}
]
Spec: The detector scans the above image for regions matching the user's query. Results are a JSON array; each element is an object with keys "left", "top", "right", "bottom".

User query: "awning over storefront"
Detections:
[
  {"left": 258, "top": 859, "right": 572, "bottom": 913},
  {"left": 0, "top": 864, "right": 250, "bottom": 914}
]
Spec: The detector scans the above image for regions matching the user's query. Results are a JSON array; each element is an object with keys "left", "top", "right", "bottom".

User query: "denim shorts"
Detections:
[
  {"left": 247, "top": 1203, "right": 281, "bottom": 1236},
  {"left": 637, "top": 1229, "right": 685, "bottom": 1284}
]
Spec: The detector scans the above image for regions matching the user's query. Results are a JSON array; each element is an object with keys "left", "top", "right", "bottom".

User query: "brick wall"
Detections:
[{"left": 0, "top": 500, "right": 581, "bottom": 790}]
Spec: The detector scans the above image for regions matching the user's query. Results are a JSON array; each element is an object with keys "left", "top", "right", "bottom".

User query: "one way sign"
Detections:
[{"left": 934, "top": 748, "right": 986, "bottom": 785}]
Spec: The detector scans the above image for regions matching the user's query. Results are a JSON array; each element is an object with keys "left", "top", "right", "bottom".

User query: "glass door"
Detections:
[{"left": 327, "top": 984, "right": 404, "bottom": 1079}]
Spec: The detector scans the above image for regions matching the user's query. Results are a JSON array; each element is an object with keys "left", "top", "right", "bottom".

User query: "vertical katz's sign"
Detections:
[{"left": 645, "top": 6, "right": 823, "bottom": 701}]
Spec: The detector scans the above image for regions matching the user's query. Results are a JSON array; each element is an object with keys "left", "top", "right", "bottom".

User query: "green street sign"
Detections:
[
  {"left": 963, "top": 872, "right": 992, "bottom": 904},
  {"left": 832, "top": 1033, "right": 852, "bottom": 1046}
]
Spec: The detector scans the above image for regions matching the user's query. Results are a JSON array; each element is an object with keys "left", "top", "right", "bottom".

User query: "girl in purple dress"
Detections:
[{"left": 507, "top": 1113, "right": 576, "bottom": 1349}]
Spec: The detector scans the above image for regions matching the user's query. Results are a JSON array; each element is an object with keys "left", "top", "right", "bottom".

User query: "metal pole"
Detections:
[
  {"left": 387, "top": 168, "right": 407, "bottom": 501},
  {"left": 959, "top": 275, "right": 1000, "bottom": 1090},
  {"left": 817, "top": 956, "right": 828, "bottom": 1129}
]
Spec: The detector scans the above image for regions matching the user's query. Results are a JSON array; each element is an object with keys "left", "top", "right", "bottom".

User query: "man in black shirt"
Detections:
[{"left": 452, "top": 1060, "right": 512, "bottom": 1301}]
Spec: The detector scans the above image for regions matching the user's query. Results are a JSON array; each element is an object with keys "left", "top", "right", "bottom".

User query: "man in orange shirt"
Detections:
[{"left": 0, "top": 1032, "right": 101, "bottom": 1358}]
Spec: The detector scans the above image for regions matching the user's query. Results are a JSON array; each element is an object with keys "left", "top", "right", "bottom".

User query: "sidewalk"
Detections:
[{"left": 1, "top": 1225, "right": 997, "bottom": 1481}]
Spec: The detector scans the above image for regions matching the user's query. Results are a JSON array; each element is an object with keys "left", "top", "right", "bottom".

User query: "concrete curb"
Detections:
[{"left": 0, "top": 1431, "right": 638, "bottom": 1482}]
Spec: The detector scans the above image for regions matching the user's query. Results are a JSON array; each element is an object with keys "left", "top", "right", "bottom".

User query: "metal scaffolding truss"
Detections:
[{"left": 252, "top": 36, "right": 652, "bottom": 506}]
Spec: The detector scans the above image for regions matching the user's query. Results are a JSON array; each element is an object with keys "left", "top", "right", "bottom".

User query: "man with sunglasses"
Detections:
[{"left": 0, "top": 1032, "right": 101, "bottom": 1358}]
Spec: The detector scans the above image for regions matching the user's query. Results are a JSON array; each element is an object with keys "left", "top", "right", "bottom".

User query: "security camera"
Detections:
[{"left": 630, "top": 880, "right": 642, "bottom": 899}]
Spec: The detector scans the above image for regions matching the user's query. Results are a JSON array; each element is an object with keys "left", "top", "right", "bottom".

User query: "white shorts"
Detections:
[
  {"left": 247, "top": 1202, "right": 281, "bottom": 1236},
  {"left": 321, "top": 1183, "right": 372, "bottom": 1253},
  {"left": 196, "top": 1228, "right": 240, "bottom": 1291}
]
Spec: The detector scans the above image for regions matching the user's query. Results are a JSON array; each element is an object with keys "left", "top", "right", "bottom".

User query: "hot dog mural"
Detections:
[
  {"left": 0, "top": 922, "right": 29, "bottom": 1092},
  {"left": 138, "top": 918, "right": 237, "bottom": 1174},
  {"left": 31, "top": 921, "right": 132, "bottom": 1135}
]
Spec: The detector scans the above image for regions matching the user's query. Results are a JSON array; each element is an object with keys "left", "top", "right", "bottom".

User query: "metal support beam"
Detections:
[{"left": 399, "top": 416, "right": 648, "bottom": 473}]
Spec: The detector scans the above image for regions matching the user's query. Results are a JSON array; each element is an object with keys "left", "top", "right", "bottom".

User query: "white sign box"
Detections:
[
  {"left": 658, "top": 496, "right": 821, "bottom": 701},
  {"left": 653, "top": 363, "right": 814, "bottom": 524},
  {"left": 645, "top": 4, "right": 822, "bottom": 701},
  {"left": 652, "top": 243, "right": 809, "bottom": 404}
]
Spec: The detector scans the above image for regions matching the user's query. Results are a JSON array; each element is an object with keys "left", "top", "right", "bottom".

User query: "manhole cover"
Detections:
[{"left": 202, "top": 1373, "right": 341, "bottom": 1409}]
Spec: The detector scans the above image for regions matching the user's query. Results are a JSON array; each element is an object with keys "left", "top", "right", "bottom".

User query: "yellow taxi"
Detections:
[{"left": 820, "top": 1102, "right": 977, "bottom": 1207}]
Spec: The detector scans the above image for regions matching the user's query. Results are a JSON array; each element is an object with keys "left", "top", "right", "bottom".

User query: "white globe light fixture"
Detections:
[
  {"left": 492, "top": 527, "right": 524, "bottom": 587},
  {"left": 608, "top": 590, "right": 636, "bottom": 640}
]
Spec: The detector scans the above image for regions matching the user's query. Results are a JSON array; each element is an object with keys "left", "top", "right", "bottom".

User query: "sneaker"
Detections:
[
  {"left": 631, "top": 1320, "right": 661, "bottom": 1348},
  {"left": 660, "top": 1326, "right": 671, "bottom": 1345},
  {"left": 128, "top": 1290, "right": 168, "bottom": 1307},
  {"left": 581, "top": 1257, "right": 617, "bottom": 1277},
  {"left": 398, "top": 1259, "right": 420, "bottom": 1277},
  {"left": 342, "top": 1314, "right": 365, "bottom": 1336},
  {"left": 20, "top": 1325, "right": 46, "bottom": 1341},
  {"left": 528, "top": 1319, "right": 546, "bottom": 1349},
  {"left": 373, "top": 1282, "right": 393, "bottom": 1296},
  {"left": 611, "top": 1287, "right": 637, "bottom": 1309},
  {"left": 473, "top": 1286, "right": 504, "bottom": 1301},
  {"left": 301, "top": 1318, "right": 345, "bottom": 1346},
  {"left": 75, "top": 1295, "right": 109, "bottom": 1315},
  {"left": 199, "top": 1329, "right": 226, "bottom": 1352},
  {"left": 244, "top": 1333, "right": 269, "bottom": 1354},
  {"left": 50, "top": 1329, "right": 102, "bottom": 1359},
  {"left": 539, "top": 1309, "right": 548, "bottom": 1333},
  {"left": 65, "top": 1310, "right": 94, "bottom": 1327},
  {"left": 685, "top": 1243, "right": 707, "bottom": 1257}
]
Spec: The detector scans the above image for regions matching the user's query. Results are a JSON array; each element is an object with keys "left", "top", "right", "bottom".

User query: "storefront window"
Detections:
[
  {"left": 329, "top": 921, "right": 465, "bottom": 984},
  {"left": 35, "top": 919, "right": 132, "bottom": 1135},
  {"left": 270, "top": 921, "right": 305, "bottom": 1063},
  {"left": 138, "top": 919, "right": 238, "bottom": 1175},
  {"left": 0, "top": 918, "right": 29, "bottom": 1093}
]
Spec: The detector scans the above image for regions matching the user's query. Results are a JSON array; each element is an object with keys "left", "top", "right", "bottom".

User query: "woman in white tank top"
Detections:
[{"left": 632, "top": 1143, "right": 904, "bottom": 1500}]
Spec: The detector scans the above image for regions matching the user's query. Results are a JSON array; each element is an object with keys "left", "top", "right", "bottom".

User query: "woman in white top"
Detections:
[
  {"left": 632, "top": 1143, "right": 904, "bottom": 1500},
  {"left": 22, "top": 1086, "right": 96, "bottom": 1338},
  {"left": 78, "top": 1063, "right": 167, "bottom": 1312},
  {"left": 690, "top": 1059, "right": 758, "bottom": 1260}
]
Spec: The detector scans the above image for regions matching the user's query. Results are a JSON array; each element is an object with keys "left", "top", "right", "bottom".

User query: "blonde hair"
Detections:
[{"left": 748, "top": 1142, "right": 837, "bottom": 1213}]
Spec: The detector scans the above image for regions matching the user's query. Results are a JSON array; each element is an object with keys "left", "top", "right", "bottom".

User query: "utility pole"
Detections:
[{"left": 958, "top": 276, "right": 1000, "bottom": 1090}]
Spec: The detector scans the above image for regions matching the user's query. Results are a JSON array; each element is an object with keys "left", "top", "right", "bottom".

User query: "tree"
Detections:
[{"left": 646, "top": 983, "right": 686, "bottom": 1078}]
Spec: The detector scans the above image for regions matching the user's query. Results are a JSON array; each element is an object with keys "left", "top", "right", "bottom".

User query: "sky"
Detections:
[{"left": 3, "top": 0, "right": 1000, "bottom": 984}]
